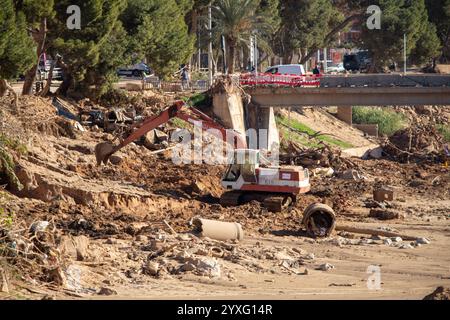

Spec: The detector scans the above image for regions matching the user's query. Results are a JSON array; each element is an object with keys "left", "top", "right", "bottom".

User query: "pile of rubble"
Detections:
[{"left": 383, "top": 124, "right": 447, "bottom": 163}]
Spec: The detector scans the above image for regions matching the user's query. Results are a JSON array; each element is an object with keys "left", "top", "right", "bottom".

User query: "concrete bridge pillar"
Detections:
[{"left": 336, "top": 106, "right": 353, "bottom": 125}]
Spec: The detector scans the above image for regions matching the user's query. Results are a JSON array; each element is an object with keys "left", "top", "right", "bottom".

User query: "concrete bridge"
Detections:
[
  {"left": 245, "top": 74, "right": 450, "bottom": 108},
  {"left": 212, "top": 74, "right": 450, "bottom": 153}
]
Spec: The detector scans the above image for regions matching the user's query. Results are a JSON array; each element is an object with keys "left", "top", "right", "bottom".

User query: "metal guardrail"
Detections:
[
  {"left": 239, "top": 73, "right": 321, "bottom": 88},
  {"left": 141, "top": 77, "right": 210, "bottom": 92}
]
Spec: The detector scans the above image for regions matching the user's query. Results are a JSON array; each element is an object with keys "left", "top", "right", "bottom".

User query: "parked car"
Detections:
[
  {"left": 264, "top": 64, "right": 306, "bottom": 76},
  {"left": 117, "top": 63, "right": 153, "bottom": 77},
  {"left": 343, "top": 51, "right": 372, "bottom": 72},
  {"left": 327, "top": 62, "right": 345, "bottom": 74},
  {"left": 37, "top": 59, "right": 63, "bottom": 81}
]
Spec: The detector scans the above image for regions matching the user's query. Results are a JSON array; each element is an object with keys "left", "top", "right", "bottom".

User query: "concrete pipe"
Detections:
[
  {"left": 302, "top": 203, "right": 336, "bottom": 238},
  {"left": 192, "top": 217, "right": 244, "bottom": 242}
]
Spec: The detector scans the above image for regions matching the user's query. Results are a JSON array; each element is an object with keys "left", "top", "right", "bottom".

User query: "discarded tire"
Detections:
[{"left": 302, "top": 203, "right": 336, "bottom": 238}]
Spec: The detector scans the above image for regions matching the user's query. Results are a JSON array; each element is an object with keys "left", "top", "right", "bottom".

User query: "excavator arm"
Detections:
[{"left": 95, "top": 100, "right": 247, "bottom": 165}]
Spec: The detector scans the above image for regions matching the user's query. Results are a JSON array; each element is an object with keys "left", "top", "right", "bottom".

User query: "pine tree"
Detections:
[
  {"left": 359, "top": 0, "right": 441, "bottom": 70},
  {"left": 425, "top": 0, "right": 450, "bottom": 62},
  {"left": 122, "top": 0, "right": 195, "bottom": 78},
  {"left": 20, "top": 0, "right": 55, "bottom": 95},
  {"left": 0, "top": 0, "right": 35, "bottom": 105},
  {"left": 47, "top": 0, "right": 127, "bottom": 96},
  {"left": 275, "top": 0, "right": 344, "bottom": 64}
]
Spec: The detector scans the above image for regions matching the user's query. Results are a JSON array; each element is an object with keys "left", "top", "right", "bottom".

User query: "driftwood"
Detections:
[{"left": 335, "top": 225, "right": 419, "bottom": 241}]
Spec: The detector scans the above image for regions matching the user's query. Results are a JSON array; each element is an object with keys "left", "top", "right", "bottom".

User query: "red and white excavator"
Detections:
[{"left": 95, "top": 101, "right": 311, "bottom": 212}]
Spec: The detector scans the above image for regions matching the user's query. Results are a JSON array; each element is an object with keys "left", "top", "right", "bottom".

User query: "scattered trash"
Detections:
[
  {"left": 317, "top": 263, "right": 335, "bottom": 271},
  {"left": 30, "top": 221, "right": 50, "bottom": 233},
  {"left": 416, "top": 237, "right": 431, "bottom": 245},
  {"left": 311, "top": 167, "right": 334, "bottom": 177}
]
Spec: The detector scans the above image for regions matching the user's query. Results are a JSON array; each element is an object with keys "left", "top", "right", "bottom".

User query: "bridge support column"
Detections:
[{"left": 336, "top": 106, "right": 353, "bottom": 125}]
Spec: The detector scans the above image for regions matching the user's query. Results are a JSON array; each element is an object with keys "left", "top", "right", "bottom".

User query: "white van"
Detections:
[{"left": 264, "top": 64, "right": 306, "bottom": 76}]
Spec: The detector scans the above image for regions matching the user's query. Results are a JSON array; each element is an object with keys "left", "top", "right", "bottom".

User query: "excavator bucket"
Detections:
[{"left": 94, "top": 142, "right": 115, "bottom": 165}]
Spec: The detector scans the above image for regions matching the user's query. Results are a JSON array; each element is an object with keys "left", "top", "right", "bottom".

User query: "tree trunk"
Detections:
[
  {"left": 228, "top": 39, "right": 236, "bottom": 74},
  {"left": 0, "top": 79, "right": 6, "bottom": 96},
  {"left": 40, "top": 58, "right": 58, "bottom": 97},
  {"left": 300, "top": 14, "right": 364, "bottom": 65},
  {"left": 1, "top": 79, "right": 18, "bottom": 109},
  {"left": 22, "top": 18, "right": 47, "bottom": 95}
]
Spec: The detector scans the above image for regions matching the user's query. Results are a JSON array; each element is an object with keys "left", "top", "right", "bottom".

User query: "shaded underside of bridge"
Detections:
[{"left": 245, "top": 74, "right": 450, "bottom": 107}]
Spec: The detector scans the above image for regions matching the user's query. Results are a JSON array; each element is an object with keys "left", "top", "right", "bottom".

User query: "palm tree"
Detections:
[{"left": 212, "top": 0, "right": 272, "bottom": 74}]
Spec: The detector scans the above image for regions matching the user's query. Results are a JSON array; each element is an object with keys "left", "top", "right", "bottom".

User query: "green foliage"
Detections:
[
  {"left": 0, "top": 134, "right": 27, "bottom": 155},
  {"left": 48, "top": 0, "right": 128, "bottom": 95},
  {"left": 277, "top": 115, "right": 354, "bottom": 149},
  {"left": 0, "top": 202, "right": 15, "bottom": 229},
  {"left": 0, "top": 147, "right": 23, "bottom": 192},
  {"left": 352, "top": 107, "right": 407, "bottom": 136},
  {"left": 187, "top": 92, "right": 210, "bottom": 108},
  {"left": 122, "top": 0, "right": 195, "bottom": 78},
  {"left": 0, "top": 0, "right": 36, "bottom": 80},
  {"left": 212, "top": 0, "right": 274, "bottom": 73},
  {"left": 359, "top": 0, "right": 441, "bottom": 69},
  {"left": 437, "top": 124, "right": 450, "bottom": 142},
  {"left": 425, "top": 0, "right": 450, "bottom": 61},
  {"left": 275, "top": 0, "right": 343, "bottom": 62}
]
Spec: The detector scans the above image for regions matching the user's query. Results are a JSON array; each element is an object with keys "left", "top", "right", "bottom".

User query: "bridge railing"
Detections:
[{"left": 239, "top": 73, "right": 321, "bottom": 88}]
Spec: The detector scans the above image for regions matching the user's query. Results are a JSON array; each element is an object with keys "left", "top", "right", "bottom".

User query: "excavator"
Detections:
[{"left": 94, "top": 101, "right": 311, "bottom": 212}]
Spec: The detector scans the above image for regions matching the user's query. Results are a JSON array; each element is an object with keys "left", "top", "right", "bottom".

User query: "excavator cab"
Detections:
[{"left": 222, "top": 150, "right": 259, "bottom": 186}]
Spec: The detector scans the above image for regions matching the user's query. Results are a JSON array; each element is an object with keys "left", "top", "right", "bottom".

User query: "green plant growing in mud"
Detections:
[
  {"left": 437, "top": 124, "right": 450, "bottom": 142},
  {"left": 352, "top": 107, "right": 407, "bottom": 136},
  {"left": 0, "top": 133, "right": 24, "bottom": 192},
  {"left": 276, "top": 115, "right": 354, "bottom": 149}
]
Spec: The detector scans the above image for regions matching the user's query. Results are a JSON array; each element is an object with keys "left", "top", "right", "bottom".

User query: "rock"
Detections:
[
  {"left": 399, "top": 244, "right": 414, "bottom": 249},
  {"left": 339, "top": 169, "right": 364, "bottom": 181},
  {"left": 98, "top": 287, "right": 117, "bottom": 296},
  {"left": 189, "top": 257, "right": 221, "bottom": 278},
  {"left": 144, "top": 261, "right": 159, "bottom": 276},
  {"left": 135, "top": 235, "right": 148, "bottom": 242},
  {"left": 73, "top": 236, "right": 90, "bottom": 261},
  {"left": 317, "top": 263, "right": 335, "bottom": 271},
  {"left": 392, "top": 237, "right": 403, "bottom": 243},
  {"left": 311, "top": 167, "right": 334, "bottom": 177},
  {"left": 383, "top": 238, "right": 393, "bottom": 246},
  {"left": 58, "top": 235, "right": 90, "bottom": 261},
  {"left": 416, "top": 237, "right": 430, "bottom": 245},
  {"left": 109, "top": 155, "right": 123, "bottom": 165},
  {"left": 423, "top": 286, "right": 450, "bottom": 300},
  {"left": 359, "top": 239, "right": 374, "bottom": 245},
  {"left": 369, "top": 209, "right": 403, "bottom": 220},
  {"left": 48, "top": 267, "right": 67, "bottom": 287},
  {"left": 191, "top": 180, "right": 207, "bottom": 194},
  {"left": 373, "top": 187, "right": 394, "bottom": 202},
  {"left": 181, "top": 263, "right": 196, "bottom": 272},
  {"left": 303, "top": 253, "right": 315, "bottom": 260}
]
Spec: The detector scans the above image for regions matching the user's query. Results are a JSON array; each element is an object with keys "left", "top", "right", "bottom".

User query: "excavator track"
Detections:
[
  {"left": 263, "top": 195, "right": 293, "bottom": 213},
  {"left": 220, "top": 191, "right": 244, "bottom": 207}
]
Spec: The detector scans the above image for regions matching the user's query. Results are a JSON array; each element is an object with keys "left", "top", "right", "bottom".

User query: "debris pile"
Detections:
[
  {"left": 383, "top": 124, "right": 446, "bottom": 163},
  {"left": 280, "top": 141, "right": 354, "bottom": 171}
]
